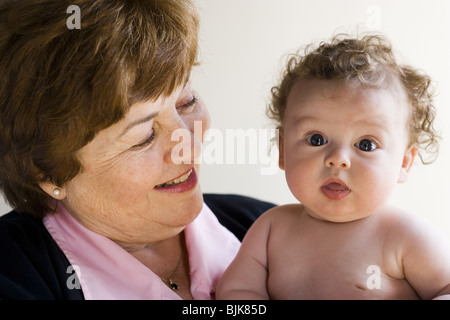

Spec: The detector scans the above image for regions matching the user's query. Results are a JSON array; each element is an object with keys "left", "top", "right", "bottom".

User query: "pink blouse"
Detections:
[{"left": 43, "top": 202, "right": 240, "bottom": 300}]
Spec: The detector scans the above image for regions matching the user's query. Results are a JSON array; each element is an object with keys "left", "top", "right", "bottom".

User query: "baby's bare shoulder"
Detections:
[
  {"left": 258, "top": 203, "right": 304, "bottom": 222},
  {"left": 375, "top": 206, "right": 446, "bottom": 244},
  {"left": 250, "top": 204, "right": 307, "bottom": 238},
  {"left": 377, "top": 206, "right": 431, "bottom": 229}
]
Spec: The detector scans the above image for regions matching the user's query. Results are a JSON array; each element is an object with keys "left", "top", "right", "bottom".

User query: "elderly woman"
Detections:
[{"left": 0, "top": 0, "right": 274, "bottom": 299}]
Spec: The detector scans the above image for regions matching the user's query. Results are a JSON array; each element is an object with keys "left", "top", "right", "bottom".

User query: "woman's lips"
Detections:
[
  {"left": 154, "top": 168, "right": 197, "bottom": 193},
  {"left": 321, "top": 181, "right": 351, "bottom": 200}
]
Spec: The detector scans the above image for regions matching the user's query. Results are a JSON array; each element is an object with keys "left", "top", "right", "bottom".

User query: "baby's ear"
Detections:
[
  {"left": 277, "top": 126, "right": 285, "bottom": 170},
  {"left": 398, "top": 146, "right": 418, "bottom": 183}
]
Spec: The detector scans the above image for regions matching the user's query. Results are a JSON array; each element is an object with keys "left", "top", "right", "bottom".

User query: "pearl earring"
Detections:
[{"left": 53, "top": 188, "right": 61, "bottom": 197}]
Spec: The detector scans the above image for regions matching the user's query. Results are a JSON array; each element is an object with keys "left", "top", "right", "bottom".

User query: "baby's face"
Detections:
[{"left": 279, "top": 79, "right": 416, "bottom": 222}]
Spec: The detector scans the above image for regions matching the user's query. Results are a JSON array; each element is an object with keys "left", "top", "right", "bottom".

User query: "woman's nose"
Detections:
[
  {"left": 324, "top": 146, "right": 351, "bottom": 169},
  {"left": 165, "top": 117, "right": 203, "bottom": 165}
]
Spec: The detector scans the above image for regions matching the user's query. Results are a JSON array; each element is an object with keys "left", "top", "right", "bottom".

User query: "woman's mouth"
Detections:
[
  {"left": 321, "top": 180, "right": 351, "bottom": 200},
  {"left": 154, "top": 168, "right": 197, "bottom": 193},
  {"left": 155, "top": 169, "right": 193, "bottom": 188}
]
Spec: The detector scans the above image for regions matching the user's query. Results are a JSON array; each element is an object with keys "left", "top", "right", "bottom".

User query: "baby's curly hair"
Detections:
[{"left": 267, "top": 33, "right": 440, "bottom": 163}]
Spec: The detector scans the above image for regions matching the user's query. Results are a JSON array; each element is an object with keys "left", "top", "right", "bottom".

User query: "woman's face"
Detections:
[{"left": 61, "top": 80, "right": 210, "bottom": 246}]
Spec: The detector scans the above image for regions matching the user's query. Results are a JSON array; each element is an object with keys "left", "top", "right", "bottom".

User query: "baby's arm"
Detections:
[
  {"left": 216, "top": 208, "right": 276, "bottom": 300},
  {"left": 399, "top": 213, "right": 450, "bottom": 299}
]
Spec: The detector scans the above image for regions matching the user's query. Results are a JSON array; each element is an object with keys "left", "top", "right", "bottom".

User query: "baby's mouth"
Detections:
[
  {"left": 321, "top": 180, "right": 351, "bottom": 200},
  {"left": 155, "top": 169, "right": 193, "bottom": 188},
  {"left": 324, "top": 182, "right": 349, "bottom": 192}
]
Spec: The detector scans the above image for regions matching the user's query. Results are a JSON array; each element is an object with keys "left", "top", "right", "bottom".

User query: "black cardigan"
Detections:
[{"left": 0, "top": 193, "right": 275, "bottom": 300}]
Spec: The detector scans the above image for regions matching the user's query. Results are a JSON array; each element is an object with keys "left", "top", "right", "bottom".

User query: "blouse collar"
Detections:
[{"left": 43, "top": 202, "right": 240, "bottom": 299}]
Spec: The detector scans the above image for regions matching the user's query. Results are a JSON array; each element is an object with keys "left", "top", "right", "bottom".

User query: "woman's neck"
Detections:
[{"left": 121, "top": 231, "right": 193, "bottom": 300}]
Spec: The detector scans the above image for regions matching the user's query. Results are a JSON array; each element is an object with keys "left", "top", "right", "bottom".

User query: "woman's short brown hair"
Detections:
[
  {"left": 0, "top": 0, "right": 199, "bottom": 217},
  {"left": 267, "top": 33, "right": 439, "bottom": 164}
]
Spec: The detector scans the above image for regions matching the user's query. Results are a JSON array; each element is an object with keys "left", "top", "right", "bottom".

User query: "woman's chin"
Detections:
[{"left": 171, "top": 187, "right": 204, "bottom": 227}]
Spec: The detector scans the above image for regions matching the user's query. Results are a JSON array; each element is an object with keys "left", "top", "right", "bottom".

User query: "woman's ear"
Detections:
[
  {"left": 277, "top": 126, "right": 285, "bottom": 171},
  {"left": 39, "top": 182, "right": 66, "bottom": 200},
  {"left": 398, "top": 146, "right": 418, "bottom": 183}
]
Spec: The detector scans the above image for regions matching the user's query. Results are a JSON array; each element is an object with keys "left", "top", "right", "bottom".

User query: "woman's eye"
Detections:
[
  {"left": 177, "top": 96, "right": 197, "bottom": 113},
  {"left": 356, "top": 139, "right": 377, "bottom": 152},
  {"left": 133, "top": 131, "right": 156, "bottom": 149},
  {"left": 307, "top": 133, "right": 327, "bottom": 146}
]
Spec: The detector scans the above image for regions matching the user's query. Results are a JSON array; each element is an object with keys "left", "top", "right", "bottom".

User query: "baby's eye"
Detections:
[
  {"left": 355, "top": 139, "right": 377, "bottom": 152},
  {"left": 307, "top": 133, "right": 328, "bottom": 146}
]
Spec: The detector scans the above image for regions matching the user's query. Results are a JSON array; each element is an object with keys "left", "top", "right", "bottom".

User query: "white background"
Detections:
[{"left": 1, "top": 0, "right": 449, "bottom": 240}]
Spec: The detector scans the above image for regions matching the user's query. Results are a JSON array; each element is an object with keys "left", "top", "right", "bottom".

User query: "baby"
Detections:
[{"left": 217, "top": 34, "right": 450, "bottom": 299}]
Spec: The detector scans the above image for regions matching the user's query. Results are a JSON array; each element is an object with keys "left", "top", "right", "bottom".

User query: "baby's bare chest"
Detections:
[{"left": 266, "top": 221, "right": 418, "bottom": 299}]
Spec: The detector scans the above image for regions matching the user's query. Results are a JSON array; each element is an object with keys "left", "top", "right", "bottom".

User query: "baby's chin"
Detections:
[{"left": 303, "top": 207, "right": 374, "bottom": 224}]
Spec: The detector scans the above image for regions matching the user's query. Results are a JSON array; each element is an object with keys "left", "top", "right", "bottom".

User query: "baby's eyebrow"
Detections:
[
  {"left": 353, "top": 118, "right": 389, "bottom": 129},
  {"left": 291, "top": 116, "right": 320, "bottom": 127},
  {"left": 294, "top": 114, "right": 388, "bottom": 126}
]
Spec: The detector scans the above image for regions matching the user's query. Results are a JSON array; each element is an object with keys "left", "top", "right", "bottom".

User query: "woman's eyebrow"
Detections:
[
  {"left": 118, "top": 75, "right": 190, "bottom": 138},
  {"left": 119, "top": 112, "right": 159, "bottom": 138}
]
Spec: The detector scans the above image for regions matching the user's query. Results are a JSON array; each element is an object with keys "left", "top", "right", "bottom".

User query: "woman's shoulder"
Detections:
[
  {"left": 1, "top": 209, "right": 43, "bottom": 227},
  {"left": 203, "top": 193, "right": 276, "bottom": 241},
  {"left": 0, "top": 210, "right": 50, "bottom": 246},
  {"left": 0, "top": 210, "right": 84, "bottom": 300}
]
